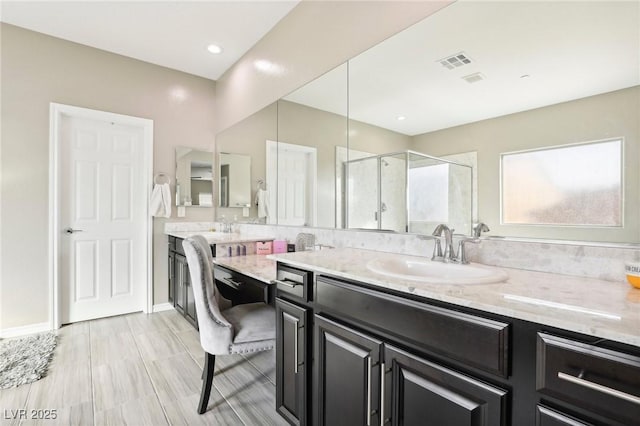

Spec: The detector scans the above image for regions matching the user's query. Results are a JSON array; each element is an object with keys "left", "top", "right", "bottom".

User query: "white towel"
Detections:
[
  {"left": 150, "top": 183, "right": 172, "bottom": 218},
  {"left": 255, "top": 189, "right": 269, "bottom": 218}
]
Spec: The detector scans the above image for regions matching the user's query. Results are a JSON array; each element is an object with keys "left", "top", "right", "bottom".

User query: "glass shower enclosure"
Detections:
[{"left": 345, "top": 150, "right": 473, "bottom": 235}]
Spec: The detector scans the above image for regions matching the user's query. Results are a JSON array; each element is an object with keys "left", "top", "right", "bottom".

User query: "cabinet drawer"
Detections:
[
  {"left": 214, "top": 265, "right": 271, "bottom": 305},
  {"left": 276, "top": 264, "right": 312, "bottom": 303},
  {"left": 315, "top": 275, "right": 510, "bottom": 377},
  {"left": 536, "top": 333, "right": 640, "bottom": 425}
]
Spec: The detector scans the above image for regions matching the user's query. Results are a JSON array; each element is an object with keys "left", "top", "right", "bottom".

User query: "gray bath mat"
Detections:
[{"left": 0, "top": 332, "right": 57, "bottom": 389}]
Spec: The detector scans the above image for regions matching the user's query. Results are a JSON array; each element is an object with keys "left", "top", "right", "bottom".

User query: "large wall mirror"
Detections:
[
  {"left": 215, "top": 102, "right": 277, "bottom": 220},
  {"left": 345, "top": 0, "right": 639, "bottom": 243},
  {"left": 275, "top": 62, "right": 348, "bottom": 228},
  {"left": 175, "top": 147, "right": 214, "bottom": 207},
  {"left": 215, "top": 1, "right": 639, "bottom": 245}
]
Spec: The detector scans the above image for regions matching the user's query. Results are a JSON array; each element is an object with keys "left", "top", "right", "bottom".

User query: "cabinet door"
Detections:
[
  {"left": 383, "top": 344, "right": 508, "bottom": 426},
  {"left": 184, "top": 270, "right": 198, "bottom": 329},
  {"left": 276, "top": 298, "right": 308, "bottom": 426},
  {"left": 315, "top": 315, "right": 382, "bottom": 426},
  {"left": 535, "top": 405, "right": 593, "bottom": 426},
  {"left": 174, "top": 254, "right": 187, "bottom": 315},
  {"left": 168, "top": 250, "right": 175, "bottom": 305}
]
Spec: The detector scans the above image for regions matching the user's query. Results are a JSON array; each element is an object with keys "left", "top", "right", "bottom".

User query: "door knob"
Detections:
[{"left": 64, "top": 227, "right": 84, "bottom": 234}]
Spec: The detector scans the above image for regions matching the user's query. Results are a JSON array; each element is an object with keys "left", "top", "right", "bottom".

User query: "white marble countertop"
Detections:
[
  {"left": 212, "top": 255, "right": 277, "bottom": 284},
  {"left": 166, "top": 230, "right": 274, "bottom": 245},
  {"left": 269, "top": 248, "right": 640, "bottom": 347}
]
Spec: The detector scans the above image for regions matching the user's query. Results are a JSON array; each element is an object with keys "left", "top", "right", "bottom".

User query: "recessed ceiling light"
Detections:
[
  {"left": 397, "top": 116, "right": 407, "bottom": 121},
  {"left": 207, "top": 44, "right": 223, "bottom": 54}
]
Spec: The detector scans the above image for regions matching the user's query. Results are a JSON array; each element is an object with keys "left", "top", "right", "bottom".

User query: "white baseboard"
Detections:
[
  {"left": 0, "top": 322, "right": 52, "bottom": 339},
  {"left": 152, "top": 303, "right": 175, "bottom": 313}
]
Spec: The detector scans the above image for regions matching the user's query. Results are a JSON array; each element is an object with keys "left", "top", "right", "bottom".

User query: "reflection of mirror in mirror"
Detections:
[
  {"left": 175, "top": 147, "right": 213, "bottom": 207},
  {"left": 215, "top": 102, "right": 277, "bottom": 221},
  {"left": 218, "top": 152, "right": 252, "bottom": 208}
]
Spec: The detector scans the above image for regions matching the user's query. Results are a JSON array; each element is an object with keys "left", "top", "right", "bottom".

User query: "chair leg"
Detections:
[{"left": 198, "top": 352, "right": 216, "bottom": 414}]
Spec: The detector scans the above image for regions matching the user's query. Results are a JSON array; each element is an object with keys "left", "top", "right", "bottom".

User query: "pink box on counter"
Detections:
[
  {"left": 256, "top": 241, "right": 272, "bottom": 255},
  {"left": 272, "top": 240, "right": 287, "bottom": 254}
]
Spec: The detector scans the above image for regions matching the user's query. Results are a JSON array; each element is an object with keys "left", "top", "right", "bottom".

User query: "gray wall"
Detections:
[
  {"left": 411, "top": 86, "right": 640, "bottom": 243},
  {"left": 1, "top": 24, "right": 217, "bottom": 330}
]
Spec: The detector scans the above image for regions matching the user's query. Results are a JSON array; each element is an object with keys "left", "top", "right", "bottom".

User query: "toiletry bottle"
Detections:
[
  {"left": 227, "top": 246, "right": 232, "bottom": 257},
  {"left": 241, "top": 244, "right": 247, "bottom": 256}
]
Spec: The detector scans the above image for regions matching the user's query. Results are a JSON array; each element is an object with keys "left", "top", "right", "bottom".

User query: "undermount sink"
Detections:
[{"left": 366, "top": 258, "right": 508, "bottom": 284}]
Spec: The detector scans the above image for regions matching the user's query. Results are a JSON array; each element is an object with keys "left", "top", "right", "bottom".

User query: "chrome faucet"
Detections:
[
  {"left": 473, "top": 222, "right": 490, "bottom": 238},
  {"left": 455, "top": 237, "right": 480, "bottom": 264},
  {"left": 432, "top": 224, "right": 456, "bottom": 262}
]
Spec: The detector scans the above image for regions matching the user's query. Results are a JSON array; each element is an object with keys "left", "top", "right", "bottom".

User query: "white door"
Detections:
[{"left": 59, "top": 114, "right": 147, "bottom": 324}]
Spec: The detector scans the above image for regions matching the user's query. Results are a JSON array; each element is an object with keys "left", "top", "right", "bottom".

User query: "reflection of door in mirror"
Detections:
[
  {"left": 218, "top": 153, "right": 251, "bottom": 208},
  {"left": 266, "top": 141, "right": 317, "bottom": 226}
]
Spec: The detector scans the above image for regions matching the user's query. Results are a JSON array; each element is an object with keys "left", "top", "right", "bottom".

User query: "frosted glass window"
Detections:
[
  {"left": 501, "top": 139, "right": 622, "bottom": 226},
  {"left": 409, "top": 163, "right": 449, "bottom": 222}
]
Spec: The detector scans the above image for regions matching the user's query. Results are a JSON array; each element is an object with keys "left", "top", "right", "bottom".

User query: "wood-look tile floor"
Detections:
[{"left": 0, "top": 310, "right": 286, "bottom": 426}]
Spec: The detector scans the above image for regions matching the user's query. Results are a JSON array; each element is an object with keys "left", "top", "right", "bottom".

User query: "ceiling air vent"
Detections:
[
  {"left": 462, "top": 72, "right": 485, "bottom": 84},
  {"left": 438, "top": 52, "right": 472, "bottom": 70}
]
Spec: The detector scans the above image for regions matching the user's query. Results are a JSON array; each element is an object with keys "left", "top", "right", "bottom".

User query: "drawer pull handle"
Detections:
[
  {"left": 367, "top": 356, "right": 372, "bottom": 426},
  {"left": 223, "top": 278, "right": 242, "bottom": 289},
  {"left": 294, "top": 319, "right": 299, "bottom": 374},
  {"left": 380, "top": 362, "right": 385, "bottom": 426},
  {"left": 275, "top": 279, "right": 299, "bottom": 288},
  {"left": 558, "top": 372, "right": 640, "bottom": 405}
]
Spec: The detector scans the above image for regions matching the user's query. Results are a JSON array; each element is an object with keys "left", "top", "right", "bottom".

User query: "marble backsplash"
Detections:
[{"left": 164, "top": 222, "right": 640, "bottom": 283}]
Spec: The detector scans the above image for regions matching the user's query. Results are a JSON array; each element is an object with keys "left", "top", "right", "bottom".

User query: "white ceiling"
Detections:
[
  {"left": 0, "top": 1, "right": 299, "bottom": 80},
  {"left": 285, "top": 1, "right": 640, "bottom": 136}
]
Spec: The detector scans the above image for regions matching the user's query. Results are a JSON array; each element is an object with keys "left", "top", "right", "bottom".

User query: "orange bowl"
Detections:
[
  {"left": 625, "top": 262, "right": 640, "bottom": 289},
  {"left": 627, "top": 274, "right": 640, "bottom": 289}
]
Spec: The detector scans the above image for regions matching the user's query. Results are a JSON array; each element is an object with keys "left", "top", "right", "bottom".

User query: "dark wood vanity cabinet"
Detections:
[
  {"left": 274, "top": 263, "right": 640, "bottom": 426},
  {"left": 313, "top": 277, "right": 508, "bottom": 426},
  {"left": 168, "top": 239, "right": 197, "bottom": 329},
  {"left": 168, "top": 244, "right": 175, "bottom": 305},
  {"left": 213, "top": 264, "right": 273, "bottom": 305},
  {"left": 383, "top": 344, "right": 507, "bottom": 426},
  {"left": 168, "top": 235, "right": 206, "bottom": 329},
  {"left": 276, "top": 298, "right": 309, "bottom": 426},
  {"left": 536, "top": 333, "right": 640, "bottom": 426},
  {"left": 275, "top": 264, "right": 313, "bottom": 426},
  {"left": 168, "top": 236, "right": 273, "bottom": 329},
  {"left": 314, "top": 315, "right": 382, "bottom": 426}
]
